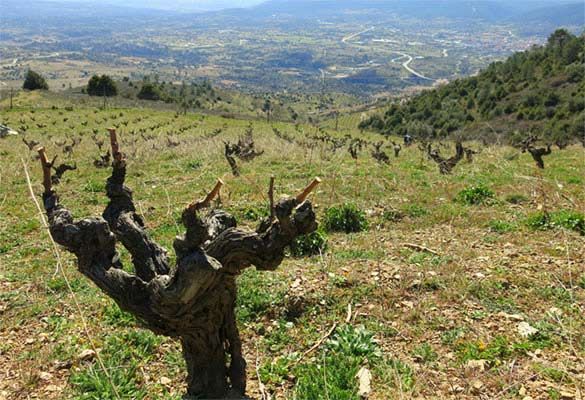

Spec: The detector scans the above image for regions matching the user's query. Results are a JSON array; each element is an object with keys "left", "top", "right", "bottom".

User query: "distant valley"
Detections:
[{"left": 0, "top": 0, "right": 583, "bottom": 99}]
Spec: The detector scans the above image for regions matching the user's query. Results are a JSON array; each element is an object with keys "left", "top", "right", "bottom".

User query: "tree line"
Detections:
[{"left": 360, "top": 29, "right": 584, "bottom": 146}]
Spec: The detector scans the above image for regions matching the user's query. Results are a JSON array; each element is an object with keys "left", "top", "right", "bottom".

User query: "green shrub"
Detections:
[
  {"left": 87, "top": 74, "right": 118, "bottom": 97},
  {"left": 525, "top": 212, "right": 553, "bottom": 231},
  {"left": 326, "top": 325, "right": 381, "bottom": 361},
  {"left": 382, "top": 209, "right": 404, "bottom": 222},
  {"left": 402, "top": 203, "right": 429, "bottom": 218},
  {"left": 412, "top": 343, "right": 438, "bottom": 364},
  {"left": 456, "top": 185, "right": 495, "bottom": 205},
  {"left": 137, "top": 83, "right": 163, "bottom": 101},
  {"left": 525, "top": 210, "right": 585, "bottom": 235},
  {"left": 290, "top": 230, "right": 328, "bottom": 257},
  {"left": 323, "top": 203, "right": 368, "bottom": 233},
  {"left": 457, "top": 336, "right": 512, "bottom": 366},
  {"left": 488, "top": 220, "right": 517, "bottom": 234},
  {"left": 103, "top": 303, "right": 137, "bottom": 327},
  {"left": 185, "top": 159, "right": 202, "bottom": 170},
  {"left": 294, "top": 325, "right": 380, "bottom": 400},
  {"left": 23, "top": 70, "right": 49, "bottom": 90},
  {"left": 82, "top": 180, "right": 104, "bottom": 193},
  {"left": 376, "top": 358, "right": 415, "bottom": 392},
  {"left": 552, "top": 210, "right": 585, "bottom": 235},
  {"left": 259, "top": 355, "right": 297, "bottom": 386}
]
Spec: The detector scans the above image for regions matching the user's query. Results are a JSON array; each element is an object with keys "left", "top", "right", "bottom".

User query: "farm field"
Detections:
[{"left": 0, "top": 97, "right": 584, "bottom": 400}]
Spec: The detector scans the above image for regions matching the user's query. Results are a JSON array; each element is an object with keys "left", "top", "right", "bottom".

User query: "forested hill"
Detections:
[{"left": 360, "top": 29, "right": 585, "bottom": 146}]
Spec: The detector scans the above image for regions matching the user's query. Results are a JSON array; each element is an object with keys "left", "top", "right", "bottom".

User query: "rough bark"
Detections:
[
  {"left": 428, "top": 141, "right": 465, "bottom": 174},
  {"left": 224, "top": 142, "right": 241, "bottom": 177},
  {"left": 39, "top": 141, "right": 318, "bottom": 399},
  {"left": 464, "top": 148, "right": 478, "bottom": 163},
  {"left": 519, "top": 136, "right": 553, "bottom": 169},
  {"left": 391, "top": 142, "right": 402, "bottom": 157},
  {"left": 51, "top": 162, "right": 77, "bottom": 185},
  {"left": 371, "top": 141, "right": 390, "bottom": 164},
  {"left": 526, "top": 145, "right": 552, "bottom": 169}
]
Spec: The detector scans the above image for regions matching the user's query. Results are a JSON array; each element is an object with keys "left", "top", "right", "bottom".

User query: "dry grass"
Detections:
[{"left": 0, "top": 97, "right": 583, "bottom": 399}]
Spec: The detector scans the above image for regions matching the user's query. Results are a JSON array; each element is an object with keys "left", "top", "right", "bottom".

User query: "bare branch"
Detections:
[
  {"left": 296, "top": 177, "right": 322, "bottom": 203},
  {"left": 38, "top": 147, "right": 53, "bottom": 195},
  {"left": 268, "top": 175, "right": 275, "bottom": 221},
  {"left": 188, "top": 179, "right": 224, "bottom": 212},
  {"left": 108, "top": 127, "right": 122, "bottom": 164}
]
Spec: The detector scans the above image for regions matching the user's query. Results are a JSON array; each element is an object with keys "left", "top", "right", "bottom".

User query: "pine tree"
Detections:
[{"left": 23, "top": 70, "right": 49, "bottom": 91}]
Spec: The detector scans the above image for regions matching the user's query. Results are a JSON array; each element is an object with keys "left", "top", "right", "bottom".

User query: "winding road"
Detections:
[
  {"left": 341, "top": 27, "right": 435, "bottom": 82},
  {"left": 342, "top": 27, "right": 375, "bottom": 43},
  {"left": 390, "top": 52, "right": 435, "bottom": 81}
]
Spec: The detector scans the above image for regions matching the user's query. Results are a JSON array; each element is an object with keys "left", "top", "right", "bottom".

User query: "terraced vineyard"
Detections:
[{"left": 0, "top": 94, "right": 584, "bottom": 399}]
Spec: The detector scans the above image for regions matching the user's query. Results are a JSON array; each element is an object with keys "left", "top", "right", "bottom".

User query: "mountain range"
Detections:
[{"left": 2, "top": 0, "right": 583, "bottom": 24}]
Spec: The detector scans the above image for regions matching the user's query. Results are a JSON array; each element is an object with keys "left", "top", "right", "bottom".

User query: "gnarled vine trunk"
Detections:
[
  {"left": 427, "top": 141, "right": 465, "bottom": 174},
  {"left": 38, "top": 131, "right": 318, "bottom": 399}
]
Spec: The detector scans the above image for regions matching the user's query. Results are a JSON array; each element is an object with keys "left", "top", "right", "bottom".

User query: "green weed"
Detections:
[
  {"left": 455, "top": 185, "right": 495, "bottom": 205},
  {"left": 290, "top": 230, "right": 328, "bottom": 257},
  {"left": 488, "top": 220, "right": 517, "bottom": 233},
  {"left": 323, "top": 203, "right": 368, "bottom": 233}
]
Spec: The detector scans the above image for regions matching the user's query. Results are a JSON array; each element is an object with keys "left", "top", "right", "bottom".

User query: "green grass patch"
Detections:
[
  {"left": 323, "top": 203, "right": 368, "bottom": 233},
  {"left": 402, "top": 203, "right": 429, "bottom": 218},
  {"left": 103, "top": 303, "right": 138, "bottom": 327},
  {"left": 259, "top": 354, "right": 297, "bottom": 386},
  {"left": 525, "top": 210, "right": 585, "bottom": 235},
  {"left": 236, "top": 270, "right": 285, "bottom": 323},
  {"left": 412, "top": 343, "right": 438, "bottom": 364},
  {"left": 455, "top": 185, "right": 495, "bottom": 205},
  {"left": 488, "top": 220, "right": 517, "bottom": 233},
  {"left": 467, "top": 280, "right": 517, "bottom": 312},
  {"left": 70, "top": 330, "right": 162, "bottom": 399},
  {"left": 290, "top": 230, "right": 328, "bottom": 257},
  {"left": 376, "top": 358, "right": 415, "bottom": 392},
  {"left": 293, "top": 325, "right": 380, "bottom": 400}
]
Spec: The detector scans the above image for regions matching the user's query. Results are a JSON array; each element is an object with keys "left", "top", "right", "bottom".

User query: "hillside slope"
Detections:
[
  {"left": 0, "top": 98, "right": 584, "bottom": 400},
  {"left": 360, "top": 29, "right": 585, "bottom": 146}
]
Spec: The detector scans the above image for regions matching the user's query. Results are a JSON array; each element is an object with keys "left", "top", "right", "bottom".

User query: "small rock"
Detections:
[
  {"left": 53, "top": 360, "right": 72, "bottom": 370},
  {"left": 466, "top": 359, "right": 486, "bottom": 372},
  {"left": 451, "top": 385, "right": 464, "bottom": 393},
  {"left": 410, "top": 279, "right": 422, "bottom": 289},
  {"left": 518, "top": 322, "right": 539, "bottom": 338},
  {"left": 471, "top": 380, "right": 483, "bottom": 394},
  {"left": 519, "top": 386, "right": 527, "bottom": 396},
  {"left": 498, "top": 312, "right": 524, "bottom": 321},
  {"left": 39, "top": 372, "right": 52, "bottom": 381},
  {"left": 401, "top": 301, "right": 414, "bottom": 309},
  {"left": 291, "top": 278, "right": 302, "bottom": 289},
  {"left": 77, "top": 349, "right": 96, "bottom": 362},
  {"left": 356, "top": 367, "right": 371, "bottom": 398},
  {"left": 158, "top": 376, "right": 172, "bottom": 386}
]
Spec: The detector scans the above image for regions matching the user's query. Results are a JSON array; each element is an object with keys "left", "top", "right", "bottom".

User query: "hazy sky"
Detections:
[
  {"left": 39, "top": 0, "right": 580, "bottom": 12},
  {"left": 39, "top": 0, "right": 265, "bottom": 11}
]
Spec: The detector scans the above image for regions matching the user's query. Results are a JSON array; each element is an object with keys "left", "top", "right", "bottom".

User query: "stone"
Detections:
[{"left": 77, "top": 349, "right": 96, "bottom": 361}]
